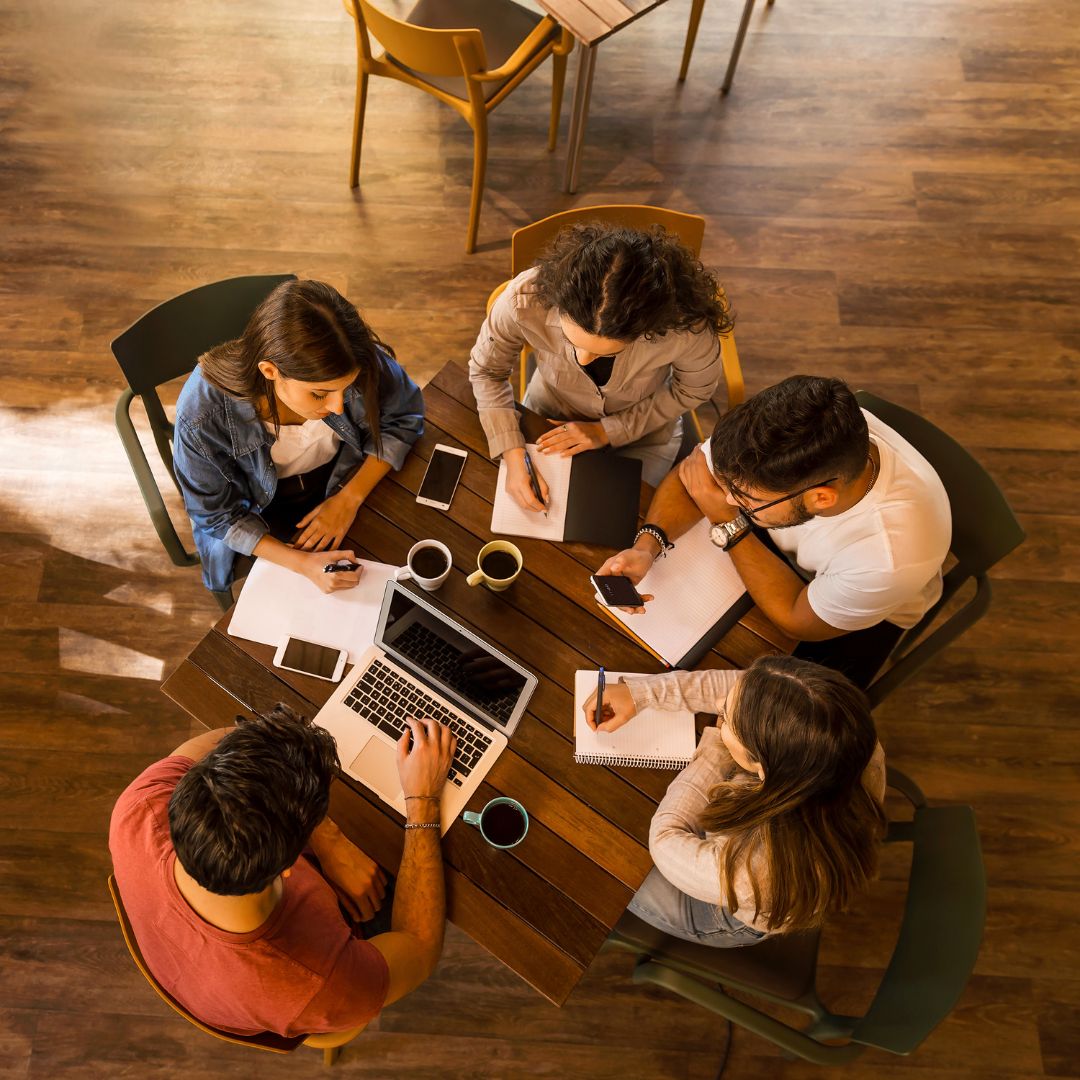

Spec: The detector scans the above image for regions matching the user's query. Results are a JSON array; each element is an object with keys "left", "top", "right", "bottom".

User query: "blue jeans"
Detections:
[{"left": 627, "top": 868, "right": 769, "bottom": 948}]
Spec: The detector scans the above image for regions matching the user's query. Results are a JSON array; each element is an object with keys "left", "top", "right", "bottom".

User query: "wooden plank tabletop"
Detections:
[
  {"left": 536, "top": 0, "right": 668, "bottom": 47},
  {"left": 160, "top": 359, "right": 791, "bottom": 1006}
]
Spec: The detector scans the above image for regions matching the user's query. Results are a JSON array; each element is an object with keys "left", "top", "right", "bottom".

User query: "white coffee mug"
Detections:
[{"left": 394, "top": 540, "right": 452, "bottom": 592}]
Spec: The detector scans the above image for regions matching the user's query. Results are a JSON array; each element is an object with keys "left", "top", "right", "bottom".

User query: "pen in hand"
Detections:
[
  {"left": 324, "top": 560, "right": 361, "bottom": 574},
  {"left": 522, "top": 450, "right": 548, "bottom": 517}
]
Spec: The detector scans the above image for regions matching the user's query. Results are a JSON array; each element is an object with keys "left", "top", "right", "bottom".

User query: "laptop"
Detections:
[{"left": 314, "top": 579, "right": 538, "bottom": 834}]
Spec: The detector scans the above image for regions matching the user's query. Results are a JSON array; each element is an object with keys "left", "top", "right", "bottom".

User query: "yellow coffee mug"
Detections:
[{"left": 467, "top": 541, "right": 523, "bottom": 592}]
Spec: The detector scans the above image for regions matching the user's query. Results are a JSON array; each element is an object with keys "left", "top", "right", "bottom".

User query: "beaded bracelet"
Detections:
[
  {"left": 404, "top": 795, "right": 439, "bottom": 802},
  {"left": 404, "top": 821, "right": 441, "bottom": 830}
]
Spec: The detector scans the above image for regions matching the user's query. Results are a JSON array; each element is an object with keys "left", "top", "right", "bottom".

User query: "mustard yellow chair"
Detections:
[
  {"left": 108, "top": 875, "right": 364, "bottom": 1066},
  {"left": 484, "top": 204, "right": 744, "bottom": 433},
  {"left": 343, "top": 0, "right": 574, "bottom": 253}
]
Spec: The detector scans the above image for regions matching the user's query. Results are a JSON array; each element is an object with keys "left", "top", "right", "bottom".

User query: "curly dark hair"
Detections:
[
  {"left": 168, "top": 704, "right": 340, "bottom": 896},
  {"left": 531, "top": 222, "right": 733, "bottom": 341},
  {"left": 709, "top": 375, "right": 870, "bottom": 493}
]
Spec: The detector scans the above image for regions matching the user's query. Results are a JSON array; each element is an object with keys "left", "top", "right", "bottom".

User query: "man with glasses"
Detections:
[{"left": 596, "top": 375, "right": 951, "bottom": 687}]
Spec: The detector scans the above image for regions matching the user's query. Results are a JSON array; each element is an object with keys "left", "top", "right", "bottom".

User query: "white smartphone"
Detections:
[
  {"left": 416, "top": 443, "right": 468, "bottom": 510},
  {"left": 273, "top": 636, "right": 348, "bottom": 683}
]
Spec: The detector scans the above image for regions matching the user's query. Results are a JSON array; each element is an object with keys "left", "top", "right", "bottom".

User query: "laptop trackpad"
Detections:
[{"left": 350, "top": 737, "right": 404, "bottom": 805}]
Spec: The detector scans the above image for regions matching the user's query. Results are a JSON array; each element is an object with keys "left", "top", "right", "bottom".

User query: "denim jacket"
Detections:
[{"left": 172, "top": 353, "right": 424, "bottom": 591}]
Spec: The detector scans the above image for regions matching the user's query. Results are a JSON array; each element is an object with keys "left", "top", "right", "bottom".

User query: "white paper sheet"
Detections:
[
  {"left": 227, "top": 557, "right": 398, "bottom": 663},
  {"left": 490, "top": 444, "right": 571, "bottom": 542},
  {"left": 604, "top": 519, "right": 747, "bottom": 667}
]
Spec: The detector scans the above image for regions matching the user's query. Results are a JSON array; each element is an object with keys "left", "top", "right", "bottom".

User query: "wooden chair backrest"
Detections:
[
  {"left": 348, "top": 0, "right": 487, "bottom": 77},
  {"left": 107, "top": 875, "right": 304, "bottom": 1054},
  {"left": 510, "top": 204, "right": 707, "bottom": 274}
]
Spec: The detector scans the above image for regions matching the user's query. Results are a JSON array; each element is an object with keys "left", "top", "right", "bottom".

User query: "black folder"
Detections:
[{"left": 561, "top": 450, "right": 642, "bottom": 548}]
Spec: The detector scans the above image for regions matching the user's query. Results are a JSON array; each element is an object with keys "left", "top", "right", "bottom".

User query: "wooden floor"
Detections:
[{"left": 2, "top": 0, "right": 1078, "bottom": 1075}]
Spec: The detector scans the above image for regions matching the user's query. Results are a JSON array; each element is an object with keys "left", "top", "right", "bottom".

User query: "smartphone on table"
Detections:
[
  {"left": 273, "top": 637, "right": 348, "bottom": 682},
  {"left": 590, "top": 574, "right": 646, "bottom": 608},
  {"left": 417, "top": 444, "right": 468, "bottom": 510}
]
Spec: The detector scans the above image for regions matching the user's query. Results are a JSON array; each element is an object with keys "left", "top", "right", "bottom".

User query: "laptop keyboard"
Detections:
[{"left": 344, "top": 659, "right": 493, "bottom": 787}]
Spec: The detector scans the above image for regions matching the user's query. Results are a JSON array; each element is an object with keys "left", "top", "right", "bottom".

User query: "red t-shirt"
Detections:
[{"left": 109, "top": 756, "right": 388, "bottom": 1036}]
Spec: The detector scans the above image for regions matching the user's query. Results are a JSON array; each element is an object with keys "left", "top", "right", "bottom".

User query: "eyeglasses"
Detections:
[{"left": 729, "top": 477, "right": 838, "bottom": 520}]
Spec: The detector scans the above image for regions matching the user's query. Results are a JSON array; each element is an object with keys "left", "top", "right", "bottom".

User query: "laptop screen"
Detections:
[{"left": 379, "top": 583, "right": 531, "bottom": 732}]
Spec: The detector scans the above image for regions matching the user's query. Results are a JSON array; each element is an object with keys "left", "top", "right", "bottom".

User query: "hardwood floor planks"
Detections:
[{"left": 1, "top": 0, "right": 1077, "bottom": 1072}]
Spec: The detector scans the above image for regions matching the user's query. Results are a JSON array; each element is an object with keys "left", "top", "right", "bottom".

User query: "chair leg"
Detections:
[
  {"left": 349, "top": 69, "right": 368, "bottom": 187},
  {"left": 465, "top": 117, "right": 488, "bottom": 254},
  {"left": 679, "top": 0, "right": 706, "bottom": 82},
  {"left": 549, "top": 48, "right": 568, "bottom": 151},
  {"left": 721, "top": 0, "right": 757, "bottom": 95},
  {"left": 323, "top": 1045, "right": 339, "bottom": 1066}
]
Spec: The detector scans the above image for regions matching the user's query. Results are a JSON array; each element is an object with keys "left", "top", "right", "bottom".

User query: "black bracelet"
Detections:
[
  {"left": 635, "top": 524, "right": 674, "bottom": 559},
  {"left": 726, "top": 526, "right": 751, "bottom": 550}
]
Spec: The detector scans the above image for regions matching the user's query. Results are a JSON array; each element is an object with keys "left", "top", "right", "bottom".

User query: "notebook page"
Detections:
[
  {"left": 227, "top": 557, "right": 398, "bottom": 664},
  {"left": 604, "top": 519, "right": 746, "bottom": 667},
  {"left": 573, "top": 670, "right": 696, "bottom": 769},
  {"left": 490, "top": 444, "right": 571, "bottom": 542}
]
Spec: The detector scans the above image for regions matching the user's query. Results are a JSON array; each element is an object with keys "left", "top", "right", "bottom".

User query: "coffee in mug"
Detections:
[
  {"left": 394, "top": 539, "right": 453, "bottom": 592},
  {"left": 463, "top": 797, "right": 529, "bottom": 849},
  {"left": 466, "top": 540, "right": 523, "bottom": 592}
]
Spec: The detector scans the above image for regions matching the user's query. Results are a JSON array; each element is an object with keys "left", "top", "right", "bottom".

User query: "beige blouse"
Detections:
[
  {"left": 468, "top": 267, "right": 722, "bottom": 459},
  {"left": 624, "top": 668, "right": 887, "bottom": 934}
]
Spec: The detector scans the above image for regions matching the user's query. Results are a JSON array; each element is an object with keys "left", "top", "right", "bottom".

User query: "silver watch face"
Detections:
[{"left": 709, "top": 522, "right": 732, "bottom": 548}]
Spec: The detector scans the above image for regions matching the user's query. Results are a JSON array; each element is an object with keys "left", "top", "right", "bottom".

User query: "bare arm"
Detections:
[
  {"left": 170, "top": 726, "right": 232, "bottom": 762},
  {"left": 369, "top": 717, "right": 456, "bottom": 1006}
]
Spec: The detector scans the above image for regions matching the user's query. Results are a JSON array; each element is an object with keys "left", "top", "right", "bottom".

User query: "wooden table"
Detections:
[
  {"left": 162, "top": 360, "right": 793, "bottom": 1006},
  {"left": 536, "top": 0, "right": 669, "bottom": 193}
]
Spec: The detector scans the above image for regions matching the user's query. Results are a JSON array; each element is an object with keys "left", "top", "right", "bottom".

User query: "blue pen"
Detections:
[{"left": 595, "top": 666, "right": 605, "bottom": 730}]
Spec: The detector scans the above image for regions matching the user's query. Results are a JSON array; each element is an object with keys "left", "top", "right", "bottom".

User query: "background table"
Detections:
[
  {"left": 162, "top": 360, "right": 793, "bottom": 1006},
  {"left": 536, "top": 0, "right": 669, "bottom": 193}
]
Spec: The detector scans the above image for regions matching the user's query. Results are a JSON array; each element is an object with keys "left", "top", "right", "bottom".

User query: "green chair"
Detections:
[
  {"left": 111, "top": 274, "right": 296, "bottom": 612},
  {"left": 606, "top": 767, "right": 986, "bottom": 1065},
  {"left": 855, "top": 391, "right": 1026, "bottom": 708}
]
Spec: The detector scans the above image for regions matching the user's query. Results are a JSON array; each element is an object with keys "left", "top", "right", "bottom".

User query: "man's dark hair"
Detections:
[
  {"left": 168, "top": 705, "right": 339, "bottom": 896},
  {"left": 710, "top": 375, "right": 869, "bottom": 494},
  {"left": 531, "top": 222, "right": 734, "bottom": 340}
]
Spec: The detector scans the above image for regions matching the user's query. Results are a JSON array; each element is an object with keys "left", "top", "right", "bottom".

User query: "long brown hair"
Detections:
[
  {"left": 199, "top": 279, "right": 393, "bottom": 454},
  {"left": 531, "top": 222, "right": 734, "bottom": 340},
  {"left": 700, "top": 656, "right": 886, "bottom": 932}
]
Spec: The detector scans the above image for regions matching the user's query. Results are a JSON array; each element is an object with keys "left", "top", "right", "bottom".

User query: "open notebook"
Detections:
[
  {"left": 491, "top": 444, "right": 641, "bottom": 548},
  {"left": 598, "top": 518, "right": 752, "bottom": 669},
  {"left": 573, "top": 670, "right": 696, "bottom": 769}
]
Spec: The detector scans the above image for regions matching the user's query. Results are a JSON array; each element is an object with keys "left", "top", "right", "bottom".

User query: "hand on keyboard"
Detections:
[{"left": 397, "top": 717, "right": 457, "bottom": 800}]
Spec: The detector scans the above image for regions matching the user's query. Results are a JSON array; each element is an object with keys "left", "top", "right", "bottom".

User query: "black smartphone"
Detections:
[{"left": 590, "top": 574, "right": 645, "bottom": 608}]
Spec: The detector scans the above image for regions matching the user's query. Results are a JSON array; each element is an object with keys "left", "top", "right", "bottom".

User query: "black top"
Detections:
[{"left": 581, "top": 354, "right": 616, "bottom": 387}]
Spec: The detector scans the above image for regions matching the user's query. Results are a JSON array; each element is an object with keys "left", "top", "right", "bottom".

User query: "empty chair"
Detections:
[{"left": 343, "top": 0, "right": 574, "bottom": 252}]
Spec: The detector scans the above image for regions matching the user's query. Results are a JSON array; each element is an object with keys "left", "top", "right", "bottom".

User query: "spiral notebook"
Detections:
[{"left": 573, "top": 670, "right": 697, "bottom": 769}]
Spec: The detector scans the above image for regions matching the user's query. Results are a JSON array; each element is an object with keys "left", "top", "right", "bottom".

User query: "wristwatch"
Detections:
[{"left": 709, "top": 512, "right": 751, "bottom": 551}]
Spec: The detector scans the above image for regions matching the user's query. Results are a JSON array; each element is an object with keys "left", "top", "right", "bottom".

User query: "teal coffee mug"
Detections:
[{"left": 463, "top": 797, "right": 529, "bottom": 849}]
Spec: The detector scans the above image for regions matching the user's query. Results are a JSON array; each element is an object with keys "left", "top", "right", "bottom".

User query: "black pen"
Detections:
[
  {"left": 323, "top": 560, "right": 361, "bottom": 573},
  {"left": 595, "top": 666, "right": 605, "bottom": 730},
  {"left": 523, "top": 449, "right": 548, "bottom": 517}
]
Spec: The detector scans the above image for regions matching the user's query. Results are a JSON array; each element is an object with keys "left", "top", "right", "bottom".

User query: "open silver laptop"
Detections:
[{"left": 314, "top": 579, "right": 537, "bottom": 834}]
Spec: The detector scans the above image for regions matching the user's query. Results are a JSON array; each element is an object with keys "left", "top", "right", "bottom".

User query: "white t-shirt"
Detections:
[
  {"left": 266, "top": 419, "right": 341, "bottom": 479},
  {"left": 705, "top": 411, "right": 951, "bottom": 631}
]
